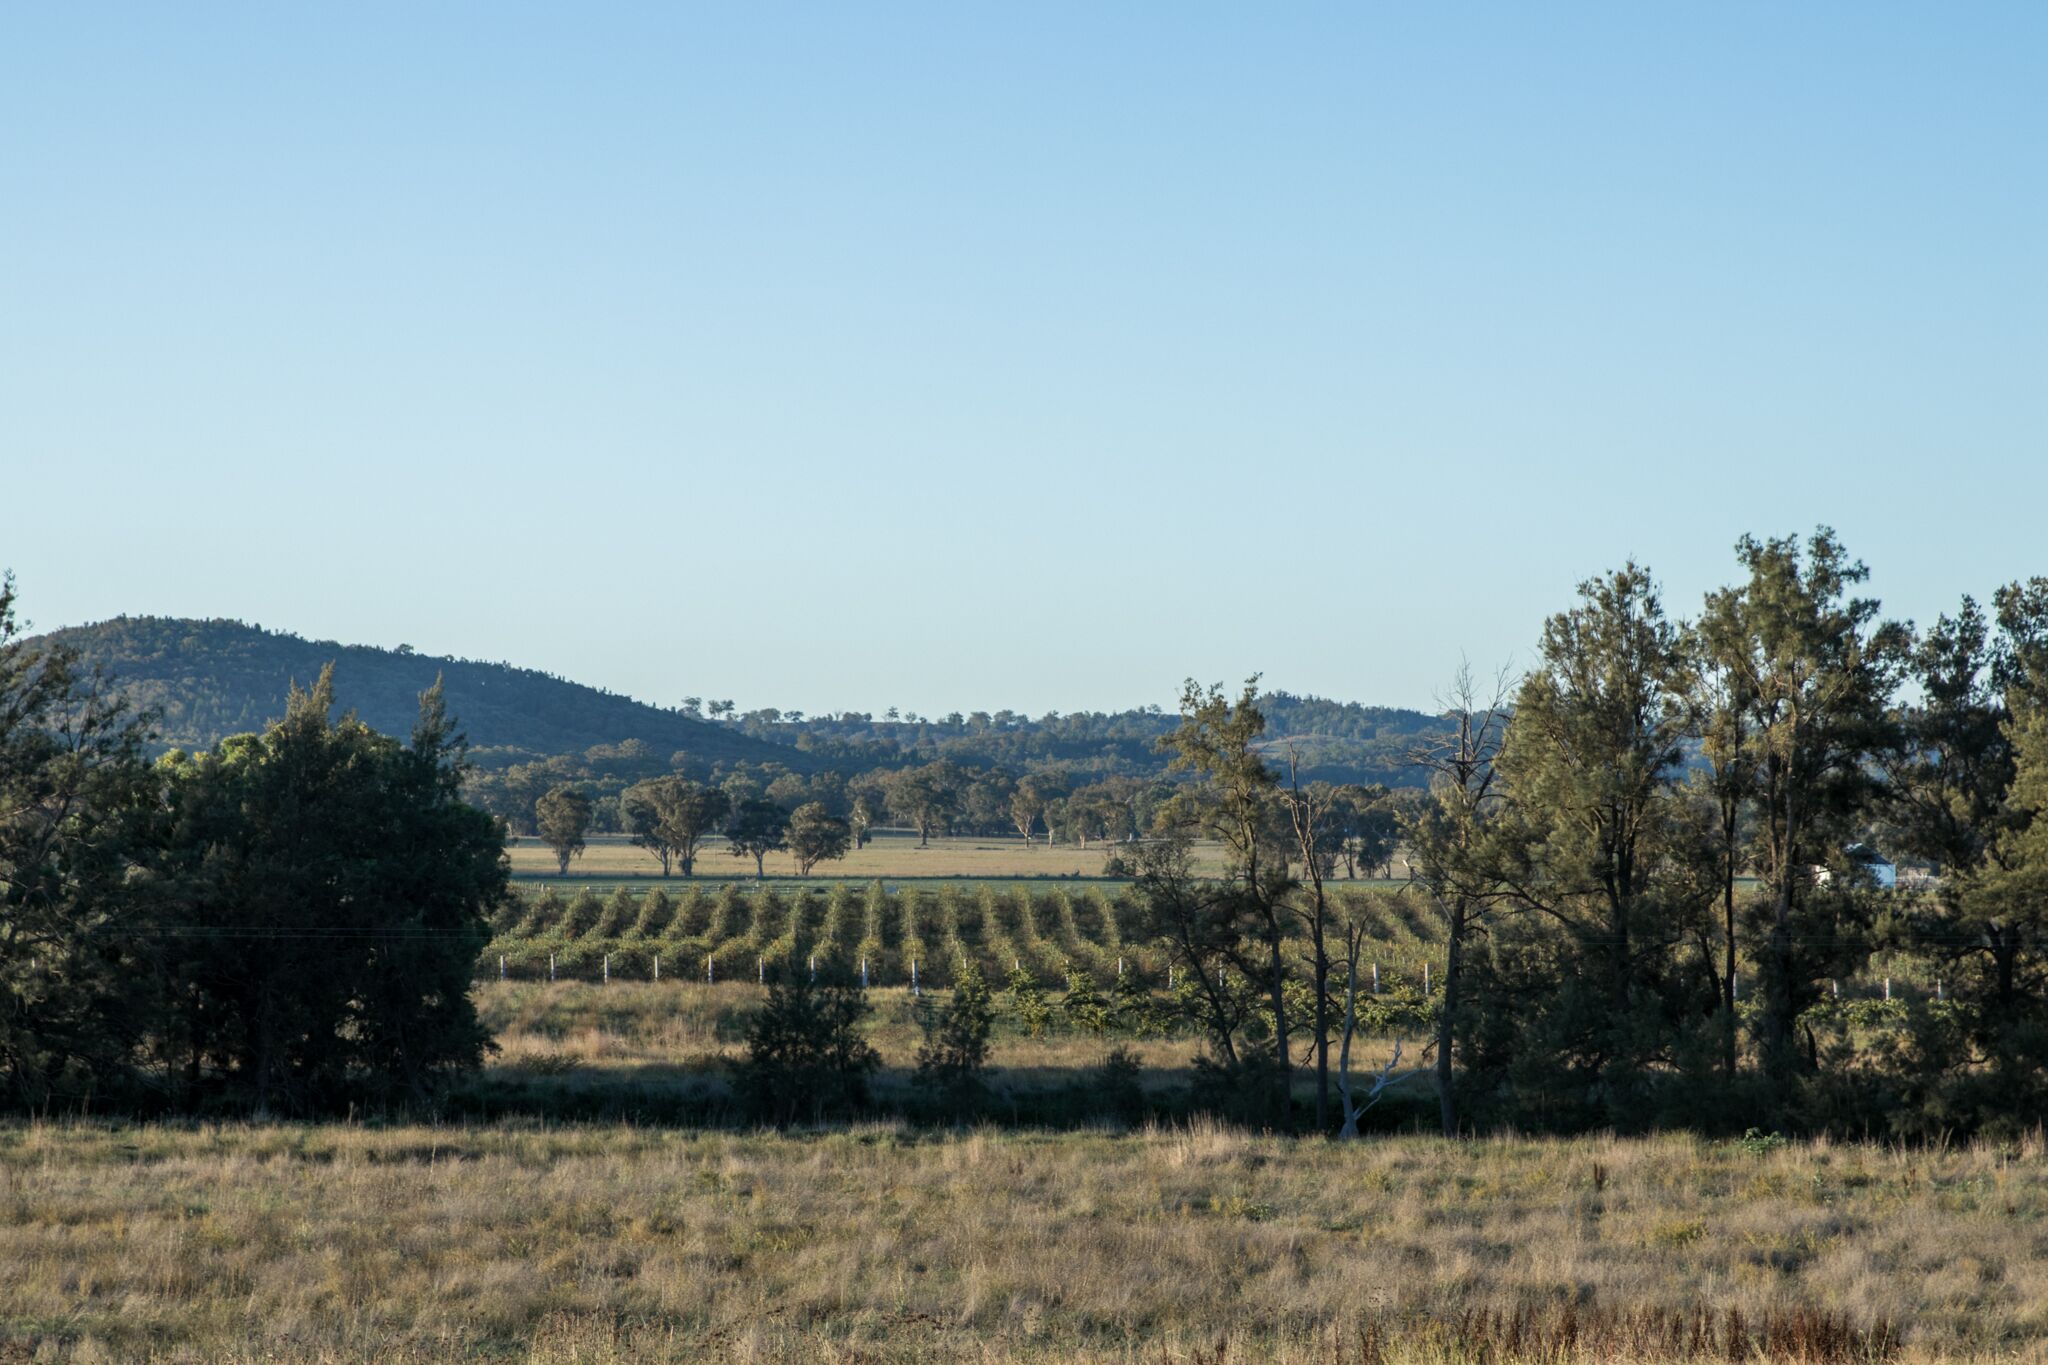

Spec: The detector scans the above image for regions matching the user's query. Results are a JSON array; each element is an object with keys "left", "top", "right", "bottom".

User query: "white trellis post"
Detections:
[
  {"left": 809, "top": 954, "right": 816, "bottom": 982},
  {"left": 653, "top": 954, "right": 660, "bottom": 982},
  {"left": 1937, "top": 978, "right": 1944, "bottom": 1001},
  {"left": 498, "top": 955, "right": 505, "bottom": 981},
  {"left": 1117, "top": 957, "right": 1124, "bottom": 977},
  {"left": 861, "top": 956, "right": 869, "bottom": 989},
  {"left": 912, "top": 959, "right": 920, "bottom": 997},
  {"left": 1424, "top": 962, "right": 1431, "bottom": 994},
  {"left": 758, "top": 956, "right": 764, "bottom": 984},
  {"left": 548, "top": 952, "right": 555, "bottom": 983},
  {"left": 1884, "top": 977, "right": 1892, "bottom": 1001},
  {"left": 603, "top": 953, "right": 610, "bottom": 984},
  {"left": 1372, "top": 963, "right": 1380, "bottom": 995},
  {"left": 707, "top": 956, "right": 714, "bottom": 984}
]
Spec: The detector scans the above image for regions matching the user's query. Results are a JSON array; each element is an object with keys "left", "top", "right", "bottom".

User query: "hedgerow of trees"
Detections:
[{"left": 1123, "top": 529, "right": 2048, "bottom": 1138}]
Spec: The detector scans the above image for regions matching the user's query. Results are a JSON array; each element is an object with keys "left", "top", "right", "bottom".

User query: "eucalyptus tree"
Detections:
[
  {"left": 847, "top": 774, "right": 887, "bottom": 849},
  {"left": 1157, "top": 678, "right": 1296, "bottom": 1127},
  {"left": 1493, "top": 565, "right": 1711, "bottom": 1117},
  {"left": 1699, "top": 529, "right": 1910, "bottom": 1088},
  {"left": 787, "top": 801, "right": 852, "bottom": 875},
  {"left": 535, "top": 784, "right": 593, "bottom": 875},
  {"left": 725, "top": 797, "right": 791, "bottom": 878},
  {"left": 621, "top": 776, "right": 683, "bottom": 875},
  {"left": 884, "top": 762, "right": 962, "bottom": 847},
  {"left": 1010, "top": 773, "right": 1057, "bottom": 844}
]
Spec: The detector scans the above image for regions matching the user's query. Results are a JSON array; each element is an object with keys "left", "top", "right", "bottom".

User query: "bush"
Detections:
[
  {"left": 734, "top": 965, "right": 880, "bottom": 1126},
  {"left": 1093, "top": 1045, "right": 1146, "bottom": 1123},
  {"left": 915, "top": 961, "right": 995, "bottom": 1120}
]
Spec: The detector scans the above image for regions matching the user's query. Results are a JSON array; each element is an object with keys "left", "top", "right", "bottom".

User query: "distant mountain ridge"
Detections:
[
  {"left": 38, "top": 616, "right": 1447, "bottom": 788},
  {"left": 37, "top": 616, "right": 801, "bottom": 768}
]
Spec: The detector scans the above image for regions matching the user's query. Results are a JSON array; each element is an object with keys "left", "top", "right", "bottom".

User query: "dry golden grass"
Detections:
[
  {"left": 508, "top": 832, "right": 1416, "bottom": 885},
  {"left": 510, "top": 831, "right": 1129, "bottom": 881},
  {"left": 480, "top": 980, "right": 1221, "bottom": 1070},
  {"left": 471, "top": 982, "right": 1264, "bottom": 1124},
  {"left": 3, "top": 1119, "right": 2043, "bottom": 1362},
  {"left": 5, "top": 988, "right": 2035, "bottom": 1362}
]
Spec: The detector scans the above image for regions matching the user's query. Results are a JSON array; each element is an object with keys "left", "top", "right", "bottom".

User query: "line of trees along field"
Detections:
[
  {"left": 7, "top": 525, "right": 2048, "bottom": 1133},
  {"left": 521, "top": 760, "right": 1410, "bottom": 883},
  {"left": 482, "top": 736, "right": 1422, "bottom": 865}
]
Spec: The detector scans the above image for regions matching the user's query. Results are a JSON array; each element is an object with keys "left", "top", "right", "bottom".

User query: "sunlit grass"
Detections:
[{"left": 1, "top": 1120, "right": 2039, "bottom": 1361}]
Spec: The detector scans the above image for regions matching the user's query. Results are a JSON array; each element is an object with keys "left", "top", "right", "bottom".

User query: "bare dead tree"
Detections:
[
  {"left": 1279, "top": 747, "right": 1343, "bottom": 1133},
  {"left": 1336, "top": 909, "right": 1434, "bottom": 1137}
]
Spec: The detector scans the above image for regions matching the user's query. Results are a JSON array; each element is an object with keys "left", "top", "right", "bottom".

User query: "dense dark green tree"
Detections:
[
  {"left": 735, "top": 964, "right": 879, "bottom": 1125},
  {"left": 1952, "top": 704, "right": 2048, "bottom": 1067},
  {"left": 535, "top": 784, "right": 592, "bottom": 875},
  {"left": 154, "top": 669, "right": 505, "bottom": 1113},
  {"left": 1887, "top": 582, "right": 2048, "bottom": 1112},
  {"left": 1702, "top": 530, "right": 1910, "bottom": 1092},
  {"left": 1490, "top": 565, "right": 1712, "bottom": 1123},
  {"left": 786, "top": 801, "right": 851, "bottom": 875},
  {"left": 1885, "top": 597, "right": 2019, "bottom": 882},
  {"left": 0, "top": 575, "right": 161, "bottom": 1108}
]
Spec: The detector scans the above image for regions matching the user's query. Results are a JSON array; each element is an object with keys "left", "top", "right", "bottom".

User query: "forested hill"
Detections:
[
  {"left": 36, "top": 617, "right": 802, "bottom": 769},
  {"left": 40, "top": 616, "right": 1446, "bottom": 788}
]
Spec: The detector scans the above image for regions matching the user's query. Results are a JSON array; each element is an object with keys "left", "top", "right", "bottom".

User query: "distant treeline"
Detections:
[{"left": 40, "top": 618, "right": 1452, "bottom": 843}]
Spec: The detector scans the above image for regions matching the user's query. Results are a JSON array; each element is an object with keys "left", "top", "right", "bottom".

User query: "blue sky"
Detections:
[{"left": 5, "top": 5, "right": 2044, "bottom": 716}]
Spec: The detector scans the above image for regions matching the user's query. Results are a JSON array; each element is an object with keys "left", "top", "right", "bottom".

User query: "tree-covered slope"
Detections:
[
  {"left": 37, "top": 617, "right": 803, "bottom": 768},
  {"left": 734, "top": 690, "right": 1443, "bottom": 786}
]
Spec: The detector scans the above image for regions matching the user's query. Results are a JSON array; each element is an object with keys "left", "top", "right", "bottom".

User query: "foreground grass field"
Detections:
[
  {"left": 3, "top": 1120, "right": 2041, "bottom": 1362},
  {"left": 7, "top": 987, "right": 2040, "bottom": 1362}
]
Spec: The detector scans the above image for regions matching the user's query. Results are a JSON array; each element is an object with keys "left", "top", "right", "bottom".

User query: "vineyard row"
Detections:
[{"left": 482, "top": 882, "right": 1445, "bottom": 987}]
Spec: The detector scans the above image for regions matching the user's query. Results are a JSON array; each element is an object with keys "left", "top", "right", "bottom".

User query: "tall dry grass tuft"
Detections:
[{"left": 1173, "top": 1303, "right": 1896, "bottom": 1364}]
